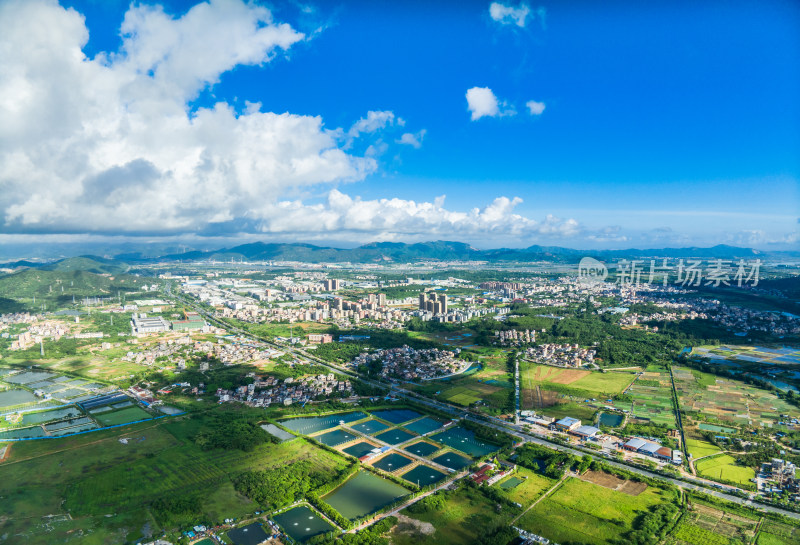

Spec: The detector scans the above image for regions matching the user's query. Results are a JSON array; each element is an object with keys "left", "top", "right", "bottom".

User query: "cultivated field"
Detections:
[
  {"left": 667, "top": 501, "right": 759, "bottom": 545},
  {"left": 611, "top": 368, "right": 676, "bottom": 426},
  {"left": 757, "top": 520, "right": 800, "bottom": 545},
  {"left": 673, "top": 366, "right": 798, "bottom": 428},
  {"left": 517, "top": 476, "right": 671, "bottom": 545}
]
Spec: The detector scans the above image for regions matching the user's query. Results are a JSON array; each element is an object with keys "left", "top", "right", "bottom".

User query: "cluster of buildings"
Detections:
[
  {"left": 524, "top": 343, "right": 596, "bottom": 368},
  {"left": 619, "top": 309, "right": 710, "bottom": 327},
  {"left": 219, "top": 299, "right": 410, "bottom": 330},
  {"left": 130, "top": 312, "right": 207, "bottom": 336},
  {"left": 217, "top": 373, "right": 353, "bottom": 406},
  {"left": 758, "top": 458, "right": 798, "bottom": 496},
  {"left": 5, "top": 319, "right": 108, "bottom": 351},
  {"left": 622, "top": 437, "right": 682, "bottom": 465},
  {"left": 418, "top": 292, "right": 448, "bottom": 314},
  {"left": 123, "top": 336, "right": 194, "bottom": 367},
  {"left": 193, "top": 339, "right": 283, "bottom": 365},
  {"left": 350, "top": 345, "right": 466, "bottom": 381},
  {"left": 470, "top": 460, "right": 515, "bottom": 486},
  {"left": 493, "top": 329, "right": 536, "bottom": 346}
]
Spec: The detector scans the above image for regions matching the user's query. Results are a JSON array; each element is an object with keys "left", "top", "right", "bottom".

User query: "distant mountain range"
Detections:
[
  {"left": 1, "top": 242, "right": 797, "bottom": 271},
  {"left": 116, "top": 241, "right": 797, "bottom": 264}
]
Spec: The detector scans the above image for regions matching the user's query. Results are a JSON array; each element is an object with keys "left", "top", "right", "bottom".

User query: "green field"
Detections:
[
  {"left": 495, "top": 468, "right": 555, "bottom": 506},
  {"left": 758, "top": 520, "right": 800, "bottom": 545},
  {"left": 521, "top": 364, "right": 636, "bottom": 397},
  {"left": 518, "top": 476, "right": 671, "bottom": 545},
  {"left": 695, "top": 454, "right": 755, "bottom": 486},
  {"left": 0, "top": 410, "right": 349, "bottom": 544},
  {"left": 667, "top": 500, "right": 760, "bottom": 545},
  {"left": 393, "top": 486, "right": 513, "bottom": 545},
  {"left": 94, "top": 406, "right": 153, "bottom": 426},
  {"left": 686, "top": 438, "right": 722, "bottom": 459}
]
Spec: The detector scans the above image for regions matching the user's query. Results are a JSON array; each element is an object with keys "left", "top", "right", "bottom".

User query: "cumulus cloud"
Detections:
[
  {"left": 348, "top": 110, "right": 397, "bottom": 138},
  {"left": 526, "top": 100, "right": 546, "bottom": 115},
  {"left": 396, "top": 130, "right": 426, "bottom": 149},
  {"left": 489, "top": 2, "right": 531, "bottom": 27},
  {"left": 466, "top": 87, "right": 515, "bottom": 121},
  {"left": 0, "top": 0, "right": 377, "bottom": 235},
  {"left": 250, "top": 190, "right": 581, "bottom": 239}
]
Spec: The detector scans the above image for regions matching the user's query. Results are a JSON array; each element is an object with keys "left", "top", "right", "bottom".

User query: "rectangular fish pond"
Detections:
[
  {"left": 273, "top": 505, "right": 335, "bottom": 542},
  {"left": 429, "top": 426, "right": 500, "bottom": 457},
  {"left": 280, "top": 412, "right": 367, "bottom": 435},
  {"left": 322, "top": 471, "right": 409, "bottom": 520}
]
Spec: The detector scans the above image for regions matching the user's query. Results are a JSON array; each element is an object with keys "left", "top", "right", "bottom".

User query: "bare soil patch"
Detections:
[{"left": 581, "top": 470, "right": 648, "bottom": 496}]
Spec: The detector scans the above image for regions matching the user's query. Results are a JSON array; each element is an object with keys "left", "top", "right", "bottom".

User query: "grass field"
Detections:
[
  {"left": 536, "top": 401, "right": 598, "bottom": 422},
  {"left": 518, "top": 476, "right": 671, "bottom": 545},
  {"left": 520, "top": 364, "right": 636, "bottom": 417},
  {"left": 94, "top": 406, "right": 153, "bottom": 426},
  {"left": 686, "top": 438, "right": 723, "bottom": 459},
  {"left": 392, "top": 486, "right": 513, "bottom": 545},
  {"left": 495, "top": 468, "right": 555, "bottom": 506},
  {"left": 0, "top": 409, "right": 349, "bottom": 544},
  {"left": 695, "top": 455, "right": 755, "bottom": 486}
]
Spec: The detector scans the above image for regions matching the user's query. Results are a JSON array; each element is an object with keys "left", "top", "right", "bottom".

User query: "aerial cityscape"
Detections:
[{"left": 0, "top": 1, "right": 798, "bottom": 545}]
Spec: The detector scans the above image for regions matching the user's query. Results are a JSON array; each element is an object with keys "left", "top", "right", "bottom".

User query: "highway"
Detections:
[{"left": 178, "top": 293, "right": 800, "bottom": 521}]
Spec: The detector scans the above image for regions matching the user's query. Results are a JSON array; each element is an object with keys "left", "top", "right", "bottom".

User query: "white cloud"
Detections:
[
  {"left": 396, "top": 129, "right": 426, "bottom": 149},
  {"left": 348, "top": 110, "right": 396, "bottom": 138},
  {"left": 526, "top": 100, "right": 546, "bottom": 115},
  {"left": 0, "top": 0, "right": 380, "bottom": 235},
  {"left": 247, "top": 190, "right": 581, "bottom": 240},
  {"left": 489, "top": 2, "right": 531, "bottom": 28},
  {"left": 466, "top": 87, "right": 515, "bottom": 121}
]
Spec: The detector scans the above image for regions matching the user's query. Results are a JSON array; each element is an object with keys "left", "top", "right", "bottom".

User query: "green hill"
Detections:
[
  {"left": 40, "top": 255, "right": 130, "bottom": 275},
  {"left": 0, "top": 269, "right": 149, "bottom": 313}
]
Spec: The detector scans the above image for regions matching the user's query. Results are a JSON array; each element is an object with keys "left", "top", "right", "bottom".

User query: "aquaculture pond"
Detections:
[
  {"left": 432, "top": 451, "right": 473, "bottom": 471},
  {"left": 402, "top": 416, "right": 444, "bottom": 435},
  {"left": 374, "top": 428, "right": 417, "bottom": 445},
  {"left": 0, "top": 389, "right": 38, "bottom": 408},
  {"left": 598, "top": 412, "right": 624, "bottom": 427},
  {"left": 404, "top": 441, "right": 441, "bottom": 457},
  {"left": 322, "top": 471, "right": 409, "bottom": 520},
  {"left": 314, "top": 428, "right": 357, "bottom": 447},
  {"left": 343, "top": 441, "right": 378, "bottom": 458},
  {"left": 371, "top": 452, "right": 413, "bottom": 473},
  {"left": 350, "top": 419, "right": 391, "bottom": 435},
  {"left": 280, "top": 412, "right": 367, "bottom": 434},
  {"left": 401, "top": 465, "right": 449, "bottom": 486},
  {"left": 429, "top": 426, "right": 499, "bottom": 457},
  {"left": 370, "top": 408, "right": 423, "bottom": 425},
  {"left": 273, "top": 505, "right": 335, "bottom": 542}
]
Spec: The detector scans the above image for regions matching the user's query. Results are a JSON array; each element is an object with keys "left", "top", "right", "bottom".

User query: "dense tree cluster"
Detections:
[
  {"left": 233, "top": 461, "right": 326, "bottom": 509},
  {"left": 515, "top": 444, "right": 576, "bottom": 479},
  {"left": 620, "top": 503, "right": 681, "bottom": 545},
  {"left": 194, "top": 410, "right": 271, "bottom": 452}
]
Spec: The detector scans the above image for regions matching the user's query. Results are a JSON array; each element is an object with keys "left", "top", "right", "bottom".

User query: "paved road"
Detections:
[{"left": 179, "top": 293, "right": 800, "bottom": 521}]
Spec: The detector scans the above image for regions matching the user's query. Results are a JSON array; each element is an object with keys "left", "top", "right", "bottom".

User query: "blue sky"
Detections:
[{"left": 1, "top": 0, "right": 797, "bottom": 249}]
